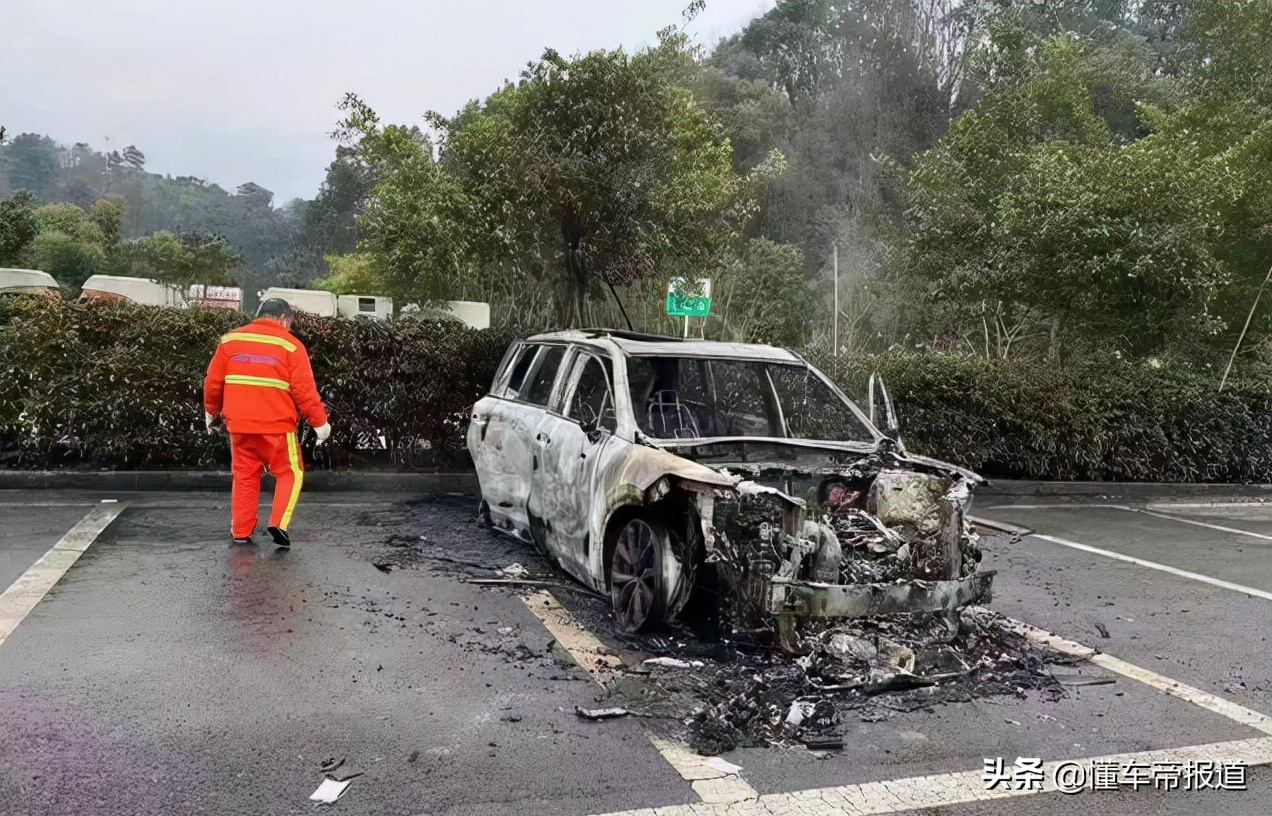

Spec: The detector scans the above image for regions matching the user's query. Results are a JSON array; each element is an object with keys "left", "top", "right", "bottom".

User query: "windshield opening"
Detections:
[{"left": 626, "top": 357, "right": 874, "bottom": 442}]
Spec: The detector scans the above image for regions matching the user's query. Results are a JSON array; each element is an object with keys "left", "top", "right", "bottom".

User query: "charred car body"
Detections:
[{"left": 467, "top": 330, "right": 993, "bottom": 650}]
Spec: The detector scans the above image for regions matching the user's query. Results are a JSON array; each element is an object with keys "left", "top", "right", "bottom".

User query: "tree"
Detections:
[
  {"left": 0, "top": 191, "right": 40, "bottom": 265},
  {"left": 713, "top": 237, "right": 812, "bottom": 345},
  {"left": 340, "top": 33, "right": 759, "bottom": 326},
  {"left": 123, "top": 230, "right": 242, "bottom": 287},
  {"left": 29, "top": 232, "right": 103, "bottom": 288},
  {"left": 4, "top": 133, "right": 60, "bottom": 199},
  {"left": 88, "top": 198, "right": 125, "bottom": 248},
  {"left": 312, "top": 253, "right": 384, "bottom": 295},
  {"left": 302, "top": 145, "right": 374, "bottom": 254},
  {"left": 905, "top": 23, "right": 1265, "bottom": 360},
  {"left": 34, "top": 202, "right": 108, "bottom": 250},
  {"left": 121, "top": 145, "right": 146, "bottom": 171}
]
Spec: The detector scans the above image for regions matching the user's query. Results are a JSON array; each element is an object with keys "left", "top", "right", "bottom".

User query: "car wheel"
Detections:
[
  {"left": 609, "top": 517, "right": 667, "bottom": 634},
  {"left": 476, "top": 499, "right": 493, "bottom": 529}
]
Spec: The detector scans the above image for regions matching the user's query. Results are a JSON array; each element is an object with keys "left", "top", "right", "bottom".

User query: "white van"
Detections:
[
  {"left": 81, "top": 275, "right": 186, "bottom": 307},
  {"left": 0, "top": 268, "right": 59, "bottom": 295},
  {"left": 337, "top": 294, "right": 393, "bottom": 320},
  {"left": 257, "top": 287, "right": 338, "bottom": 317}
]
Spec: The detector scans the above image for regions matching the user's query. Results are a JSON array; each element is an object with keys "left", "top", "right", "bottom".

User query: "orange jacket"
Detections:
[{"left": 203, "top": 318, "right": 328, "bottom": 435}]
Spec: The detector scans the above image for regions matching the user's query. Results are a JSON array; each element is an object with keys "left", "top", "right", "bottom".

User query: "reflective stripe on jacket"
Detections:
[{"left": 203, "top": 318, "right": 328, "bottom": 435}]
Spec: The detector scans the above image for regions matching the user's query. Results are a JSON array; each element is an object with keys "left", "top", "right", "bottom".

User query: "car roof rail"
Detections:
[{"left": 580, "top": 327, "right": 682, "bottom": 342}]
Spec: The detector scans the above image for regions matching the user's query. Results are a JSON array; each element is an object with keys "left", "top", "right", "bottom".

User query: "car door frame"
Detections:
[
  {"left": 470, "top": 342, "right": 571, "bottom": 535},
  {"left": 524, "top": 347, "right": 622, "bottom": 590}
]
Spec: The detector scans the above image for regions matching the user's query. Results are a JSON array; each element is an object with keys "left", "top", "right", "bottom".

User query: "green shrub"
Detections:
[
  {"left": 0, "top": 295, "right": 512, "bottom": 469},
  {"left": 815, "top": 350, "right": 1272, "bottom": 483},
  {"left": 6, "top": 294, "right": 1272, "bottom": 481}
]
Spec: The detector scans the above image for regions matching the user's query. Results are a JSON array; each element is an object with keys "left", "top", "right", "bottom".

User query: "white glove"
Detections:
[
  {"left": 314, "top": 423, "right": 331, "bottom": 443},
  {"left": 205, "top": 411, "right": 217, "bottom": 435}
]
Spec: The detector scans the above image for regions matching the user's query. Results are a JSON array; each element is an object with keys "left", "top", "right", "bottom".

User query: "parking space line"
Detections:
[
  {"left": 522, "top": 590, "right": 759, "bottom": 804},
  {"left": 1027, "top": 532, "right": 1272, "bottom": 602},
  {"left": 523, "top": 584, "right": 1272, "bottom": 814},
  {"left": 588, "top": 736, "right": 1272, "bottom": 815},
  {"left": 0, "top": 503, "right": 127, "bottom": 650},
  {"left": 985, "top": 503, "right": 1272, "bottom": 544},
  {"left": 1133, "top": 507, "right": 1272, "bottom": 543},
  {"left": 522, "top": 589, "right": 625, "bottom": 683},
  {"left": 1011, "top": 620, "right": 1272, "bottom": 735}
]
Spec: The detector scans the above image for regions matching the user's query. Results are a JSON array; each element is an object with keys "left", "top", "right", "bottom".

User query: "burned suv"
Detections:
[{"left": 467, "top": 330, "right": 992, "bottom": 649}]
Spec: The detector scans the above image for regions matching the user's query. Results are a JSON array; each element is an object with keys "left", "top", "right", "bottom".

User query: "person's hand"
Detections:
[
  {"left": 205, "top": 411, "right": 217, "bottom": 435},
  {"left": 314, "top": 423, "right": 331, "bottom": 444}
]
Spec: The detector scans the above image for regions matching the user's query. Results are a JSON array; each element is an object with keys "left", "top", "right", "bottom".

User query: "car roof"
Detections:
[{"left": 524, "top": 329, "right": 803, "bottom": 363}]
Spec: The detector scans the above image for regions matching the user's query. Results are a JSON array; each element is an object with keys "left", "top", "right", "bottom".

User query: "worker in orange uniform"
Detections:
[{"left": 203, "top": 299, "right": 330, "bottom": 547}]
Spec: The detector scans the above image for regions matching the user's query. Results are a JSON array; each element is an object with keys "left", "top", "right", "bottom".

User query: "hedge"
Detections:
[
  {"left": 0, "top": 295, "right": 513, "bottom": 469},
  {"left": 5, "top": 294, "right": 1272, "bottom": 481},
  {"left": 815, "top": 351, "right": 1272, "bottom": 483}
]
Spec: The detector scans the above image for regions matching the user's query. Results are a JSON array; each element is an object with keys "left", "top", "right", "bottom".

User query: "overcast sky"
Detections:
[{"left": 0, "top": 1, "right": 774, "bottom": 204}]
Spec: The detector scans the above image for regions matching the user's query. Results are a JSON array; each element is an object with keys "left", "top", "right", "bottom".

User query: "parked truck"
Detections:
[
  {"left": 81, "top": 275, "right": 186, "bottom": 307},
  {"left": 257, "top": 287, "right": 338, "bottom": 317},
  {"left": 0, "top": 268, "right": 59, "bottom": 295}
]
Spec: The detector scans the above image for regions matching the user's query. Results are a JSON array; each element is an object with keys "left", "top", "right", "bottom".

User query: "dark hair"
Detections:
[{"left": 257, "top": 298, "right": 293, "bottom": 319}]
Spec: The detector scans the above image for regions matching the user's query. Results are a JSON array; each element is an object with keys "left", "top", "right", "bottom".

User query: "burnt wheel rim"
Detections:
[{"left": 611, "top": 519, "right": 659, "bottom": 632}]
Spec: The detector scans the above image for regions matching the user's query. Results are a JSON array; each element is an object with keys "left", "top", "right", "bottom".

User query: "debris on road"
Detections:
[
  {"left": 575, "top": 706, "right": 633, "bottom": 721},
  {"left": 498, "top": 563, "right": 530, "bottom": 579},
  {"left": 309, "top": 778, "right": 351, "bottom": 804},
  {"left": 469, "top": 578, "right": 564, "bottom": 587},
  {"left": 362, "top": 497, "right": 1061, "bottom": 756},
  {"left": 643, "top": 657, "right": 705, "bottom": 669}
]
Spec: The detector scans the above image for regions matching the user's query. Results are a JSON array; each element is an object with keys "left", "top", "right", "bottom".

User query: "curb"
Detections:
[
  {"left": 980, "top": 479, "right": 1272, "bottom": 500},
  {"left": 0, "top": 470, "right": 479, "bottom": 494}
]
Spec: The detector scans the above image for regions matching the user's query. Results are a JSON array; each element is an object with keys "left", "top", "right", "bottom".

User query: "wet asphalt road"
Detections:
[{"left": 1, "top": 484, "right": 1271, "bottom": 815}]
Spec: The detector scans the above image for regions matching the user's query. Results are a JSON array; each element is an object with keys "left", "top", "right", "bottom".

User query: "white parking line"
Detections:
[
  {"left": 1134, "top": 507, "right": 1272, "bottom": 544},
  {"left": 1029, "top": 532, "right": 1272, "bottom": 602},
  {"left": 0, "top": 503, "right": 127, "bottom": 649},
  {"left": 589, "top": 737, "right": 1272, "bottom": 816},
  {"left": 984, "top": 503, "right": 1272, "bottom": 544},
  {"left": 521, "top": 589, "right": 624, "bottom": 684},
  {"left": 524, "top": 580, "right": 1272, "bottom": 815},
  {"left": 585, "top": 621, "right": 1272, "bottom": 816},
  {"left": 522, "top": 590, "right": 760, "bottom": 804},
  {"left": 1012, "top": 620, "right": 1272, "bottom": 735}
]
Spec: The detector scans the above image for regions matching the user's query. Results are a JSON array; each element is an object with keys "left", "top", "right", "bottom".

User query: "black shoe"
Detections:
[
  {"left": 232, "top": 535, "right": 255, "bottom": 545},
  {"left": 267, "top": 526, "right": 291, "bottom": 548}
]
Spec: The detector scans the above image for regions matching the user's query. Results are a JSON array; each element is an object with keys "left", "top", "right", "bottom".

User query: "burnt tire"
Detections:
[
  {"left": 609, "top": 517, "right": 667, "bottom": 634},
  {"left": 476, "top": 500, "right": 493, "bottom": 529}
]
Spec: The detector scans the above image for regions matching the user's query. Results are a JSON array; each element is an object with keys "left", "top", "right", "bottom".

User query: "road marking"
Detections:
[
  {"left": 1011, "top": 620, "right": 1272, "bottom": 735},
  {"left": 588, "top": 736, "right": 1272, "bottom": 815},
  {"left": 525, "top": 575, "right": 1272, "bottom": 814},
  {"left": 1134, "top": 507, "right": 1272, "bottom": 543},
  {"left": 522, "top": 589, "right": 624, "bottom": 684},
  {"left": 1028, "top": 532, "right": 1272, "bottom": 602},
  {"left": 968, "top": 514, "right": 1032, "bottom": 536},
  {"left": 985, "top": 503, "right": 1272, "bottom": 544},
  {"left": 0, "top": 503, "right": 127, "bottom": 650},
  {"left": 522, "top": 590, "right": 759, "bottom": 804}
]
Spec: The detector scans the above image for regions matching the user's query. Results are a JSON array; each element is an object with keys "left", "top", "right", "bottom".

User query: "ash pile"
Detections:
[{"left": 603, "top": 605, "right": 1065, "bottom": 756}]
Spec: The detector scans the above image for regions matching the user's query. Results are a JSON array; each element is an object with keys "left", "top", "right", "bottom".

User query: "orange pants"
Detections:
[{"left": 229, "top": 431, "right": 304, "bottom": 539}]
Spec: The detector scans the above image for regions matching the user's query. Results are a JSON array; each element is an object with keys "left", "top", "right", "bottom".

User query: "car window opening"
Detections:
[{"left": 628, "top": 356, "right": 872, "bottom": 442}]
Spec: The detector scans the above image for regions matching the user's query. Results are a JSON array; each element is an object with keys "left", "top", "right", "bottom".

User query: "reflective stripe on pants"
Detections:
[{"left": 228, "top": 431, "right": 305, "bottom": 538}]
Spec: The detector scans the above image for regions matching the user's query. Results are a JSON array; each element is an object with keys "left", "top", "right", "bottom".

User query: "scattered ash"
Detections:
[
  {"left": 355, "top": 498, "right": 1067, "bottom": 756},
  {"left": 599, "top": 606, "right": 1066, "bottom": 755},
  {"left": 355, "top": 494, "right": 558, "bottom": 578}
]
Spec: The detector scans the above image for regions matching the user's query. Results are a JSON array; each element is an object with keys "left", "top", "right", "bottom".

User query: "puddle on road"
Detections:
[{"left": 357, "top": 496, "right": 1068, "bottom": 755}]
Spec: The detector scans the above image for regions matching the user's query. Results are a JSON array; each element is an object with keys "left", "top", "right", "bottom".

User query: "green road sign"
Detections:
[{"left": 665, "top": 277, "right": 712, "bottom": 318}]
